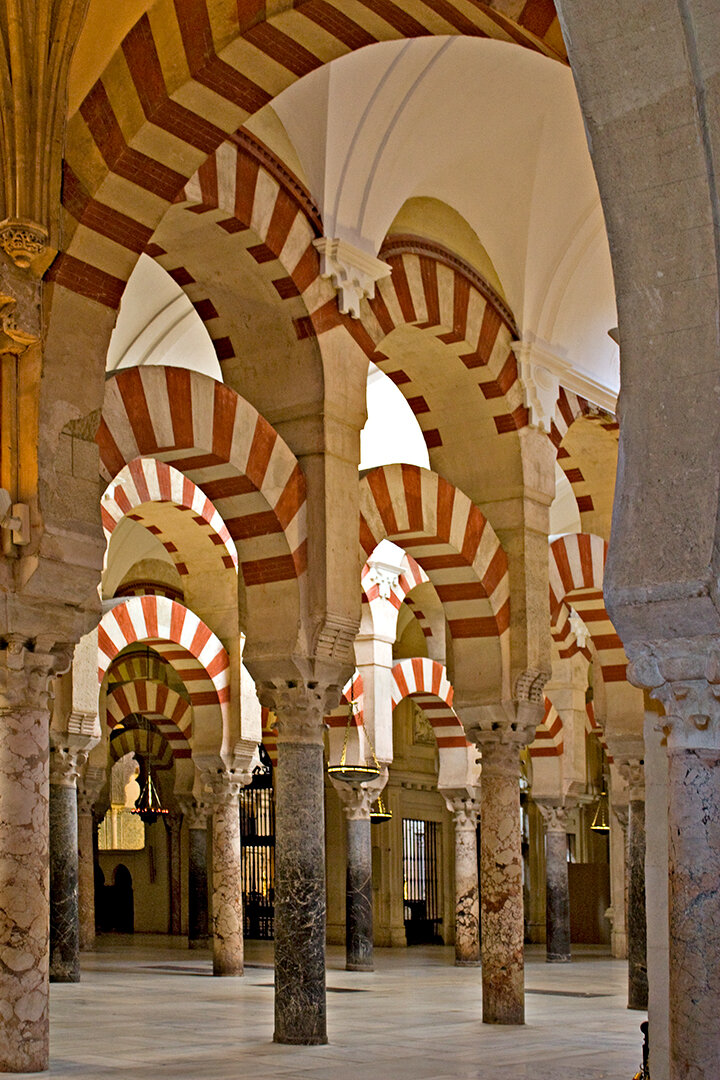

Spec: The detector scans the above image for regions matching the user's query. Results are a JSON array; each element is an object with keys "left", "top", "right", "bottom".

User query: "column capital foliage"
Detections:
[
  {"left": 176, "top": 796, "right": 211, "bottom": 830},
  {"left": 0, "top": 635, "right": 66, "bottom": 711},
  {"left": 465, "top": 668, "right": 550, "bottom": 748},
  {"left": 536, "top": 802, "right": 572, "bottom": 832},
  {"left": 198, "top": 766, "right": 248, "bottom": 806},
  {"left": 258, "top": 679, "right": 341, "bottom": 745},
  {"left": 627, "top": 637, "right": 720, "bottom": 750},
  {"left": 617, "top": 758, "right": 645, "bottom": 798},
  {"left": 0, "top": 0, "right": 89, "bottom": 268},
  {"left": 331, "top": 767, "right": 388, "bottom": 820},
  {"left": 444, "top": 795, "right": 480, "bottom": 829},
  {"left": 49, "top": 731, "right": 96, "bottom": 787}
]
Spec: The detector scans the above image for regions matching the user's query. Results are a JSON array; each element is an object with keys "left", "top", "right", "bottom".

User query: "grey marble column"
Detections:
[
  {"left": 206, "top": 776, "right": 244, "bottom": 976},
  {"left": 165, "top": 809, "right": 183, "bottom": 936},
  {"left": 619, "top": 759, "right": 648, "bottom": 1010},
  {"left": 332, "top": 779, "right": 381, "bottom": 972},
  {"left": 537, "top": 802, "right": 571, "bottom": 964},
  {"left": 444, "top": 795, "right": 480, "bottom": 966},
  {"left": 76, "top": 767, "right": 104, "bottom": 952},
  {"left": 49, "top": 753, "right": 80, "bottom": 983},
  {"left": 476, "top": 737, "right": 525, "bottom": 1024},
  {"left": 271, "top": 686, "right": 330, "bottom": 1045},
  {"left": 0, "top": 639, "right": 58, "bottom": 1073},
  {"left": 183, "top": 800, "right": 210, "bottom": 949}
]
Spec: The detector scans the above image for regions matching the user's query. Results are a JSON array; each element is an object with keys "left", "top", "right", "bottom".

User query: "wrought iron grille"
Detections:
[
  {"left": 239, "top": 749, "right": 275, "bottom": 939},
  {"left": 402, "top": 818, "right": 442, "bottom": 944}
]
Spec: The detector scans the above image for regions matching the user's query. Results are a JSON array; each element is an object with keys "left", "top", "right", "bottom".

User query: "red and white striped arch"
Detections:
[
  {"left": 109, "top": 726, "right": 174, "bottom": 772},
  {"left": 97, "top": 367, "right": 306, "bottom": 618},
  {"left": 53, "top": 2, "right": 565, "bottom": 315},
  {"left": 549, "top": 533, "right": 629, "bottom": 684},
  {"left": 585, "top": 700, "right": 612, "bottom": 763},
  {"left": 326, "top": 670, "right": 364, "bottom": 730},
  {"left": 98, "top": 596, "right": 229, "bottom": 744},
  {"left": 391, "top": 658, "right": 465, "bottom": 748},
  {"left": 361, "top": 464, "right": 509, "bottom": 699},
  {"left": 105, "top": 681, "right": 192, "bottom": 759},
  {"left": 102, "top": 457, "right": 238, "bottom": 575},
  {"left": 549, "top": 387, "right": 620, "bottom": 522},
  {"left": 529, "top": 698, "right": 563, "bottom": 759}
]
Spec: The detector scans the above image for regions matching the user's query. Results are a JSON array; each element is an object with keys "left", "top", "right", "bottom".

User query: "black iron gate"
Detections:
[
  {"left": 239, "top": 747, "right": 275, "bottom": 939},
  {"left": 402, "top": 818, "right": 442, "bottom": 944}
]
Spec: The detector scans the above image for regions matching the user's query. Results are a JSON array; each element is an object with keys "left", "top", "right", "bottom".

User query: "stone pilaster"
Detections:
[
  {"left": 261, "top": 681, "right": 338, "bottom": 1046},
  {"left": 178, "top": 798, "right": 210, "bottom": 949},
  {"left": 0, "top": 638, "right": 59, "bottom": 1073},
  {"left": 628, "top": 640, "right": 720, "bottom": 1080},
  {"left": 618, "top": 758, "right": 648, "bottom": 1010},
  {"left": 536, "top": 802, "right": 572, "bottom": 964},
  {"left": 465, "top": 671, "right": 547, "bottom": 1025},
  {"left": 200, "top": 771, "right": 245, "bottom": 976},
  {"left": 443, "top": 794, "right": 480, "bottom": 966},
  {"left": 165, "top": 810, "right": 183, "bottom": 936},
  {"left": 331, "top": 772, "right": 386, "bottom": 972}
]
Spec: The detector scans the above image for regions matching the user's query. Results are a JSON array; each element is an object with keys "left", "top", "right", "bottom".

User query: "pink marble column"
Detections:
[
  {"left": 444, "top": 795, "right": 480, "bottom": 966},
  {"left": 476, "top": 737, "right": 526, "bottom": 1023},
  {"left": 0, "top": 639, "right": 57, "bottom": 1073},
  {"left": 628, "top": 642, "right": 720, "bottom": 1080},
  {"left": 206, "top": 773, "right": 244, "bottom": 976}
]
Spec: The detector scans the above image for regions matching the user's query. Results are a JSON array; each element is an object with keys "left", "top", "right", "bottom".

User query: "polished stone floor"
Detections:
[{"left": 37, "top": 937, "right": 644, "bottom": 1079}]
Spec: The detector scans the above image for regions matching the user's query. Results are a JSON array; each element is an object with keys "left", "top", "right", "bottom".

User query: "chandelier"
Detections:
[{"left": 131, "top": 755, "right": 168, "bottom": 825}]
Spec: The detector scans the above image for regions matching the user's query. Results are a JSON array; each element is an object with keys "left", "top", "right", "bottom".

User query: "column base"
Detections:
[
  {"left": 346, "top": 962, "right": 373, "bottom": 972},
  {"left": 455, "top": 959, "right": 481, "bottom": 967},
  {"left": 189, "top": 937, "right": 210, "bottom": 950},
  {"left": 546, "top": 954, "right": 571, "bottom": 964},
  {"left": 49, "top": 966, "right": 80, "bottom": 983},
  {"left": 273, "top": 1033, "right": 329, "bottom": 1046}
]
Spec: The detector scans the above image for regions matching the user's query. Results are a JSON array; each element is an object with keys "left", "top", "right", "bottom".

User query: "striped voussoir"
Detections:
[
  {"left": 105, "top": 680, "right": 193, "bottom": 759},
  {"left": 404, "top": 597, "right": 434, "bottom": 640},
  {"left": 109, "top": 726, "right": 174, "bottom": 772},
  {"left": 360, "top": 463, "right": 510, "bottom": 641},
  {"left": 359, "top": 239, "right": 524, "bottom": 447},
  {"left": 97, "top": 596, "right": 230, "bottom": 743},
  {"left": 55, "top": 1, "right": 565, "bottom": 311},
  {"left": 549, "top": 533, "right": 629, "bottom": 684},
  {"left": 102, "top": 457, "right": 238, "bottom": 575},
  {"left": 549, "top": 387, "right": 619, "bottom": 517},
  {"left": 391, "top": 657, "right": 468, "bottom": 750},
  {"left": 585, "top": 700, "right": 612, "bottom": 763},
  {"left": 97, "top": 366, "right": 307, "bottom": 590},
  {"left": 529, "top": 697, "right": 563, "bottom": 758},
  {"left": 326, "top": 670, "right": 364, "bottom": 729}
]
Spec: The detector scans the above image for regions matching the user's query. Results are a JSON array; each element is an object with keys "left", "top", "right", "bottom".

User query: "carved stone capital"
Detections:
[
  {"left": 77, "top": 765, "right": 106, "bottom": 814},
  {"left": 366, "top": 562, "right": 401, "bottom": 600},
  {"left": 313, "top": 237, "right": 391, "bottom": 318},
  {"left": 465, "top": 673, "right": 549, "bottom": 749},
  {"left": 443, "top": 794, "right": 480, "bottom": 831},
  {"left": 0, "top": 637, "right": 62, "bottom": 713},
  {"left": 258, "top": 680, "right": 338, "bottom": 745},
  {"left": 617, "top": 759, "right": 645, "bottom": 799},
  {"left": 513, "top": 341, "right": 561, "bottom": 433},
  {"left": 176, "top": 796, "right": 211, "bottom": 830},
  {"left": 49, "top": 732, "right": 98, "bottom": 788},
  {"left": 536, "top": 801, "right": 572, "bottom": 833},
  {"left": 626, "top": 637, "right": 720, "bottom": 750},
  {"left": 198, "top": 766, "right": 248, "bottom": 806},
  {"left": 331, "top": 766, "right": 388, "bottom": 820},
  {"left": 0, "top": 221, "right": 48, "bottom": 270}
]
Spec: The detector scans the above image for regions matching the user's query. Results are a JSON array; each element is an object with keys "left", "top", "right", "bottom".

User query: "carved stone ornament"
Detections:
[
  {"left": 331, "top": 766, "right": 388, "bottom": 820},
  {"left": 366, "top": 562, "right": 401, "bottom": 600},
  {"left": 0, "top": 636, "right": 61, "bottom": 712},
  {"left": 0, "top": 292, "right": 39, "bottom": 354},
  {"left": 0, "top": 220, "right": 48, "bottom": 270},
  {"left": 536, "top": 802, "right": 572, "bottom": 833},
  {"left": 198, "top": 767, "right": 247, "bottom": 806},
  {"left": 513, "top": 341, "right": 561, "bottom": 433},
  {"left": 176, "top": 796, "right": 210, "bottom": 831},
  {"left": 258, "top": 679, "right": 340, "bottom": 745},
  {"left": 626, "top": 637, "right": 720, "bottom": 750},
  {"left": 617, "top": 759, "right": 645, "bottom": 799},
  {"left": 313, "top": 237, "right": 391, "bottom": 318},
  {"left": 444, "top": 795, "right": 480, "bottom": 830}
]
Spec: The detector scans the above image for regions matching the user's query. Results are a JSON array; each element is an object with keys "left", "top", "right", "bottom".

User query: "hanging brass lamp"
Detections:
[
  {"left": 370, "top": 793, "right": 392, "bottom": 824},
  {"left": 131, "top": 755, "right": 168, "bottom": 825},
  {"left": 327, "top": 698, "right": 381, "bottom": 784},
  {"left": 590, "top": 786, "right": 610, "bottom": 832}
]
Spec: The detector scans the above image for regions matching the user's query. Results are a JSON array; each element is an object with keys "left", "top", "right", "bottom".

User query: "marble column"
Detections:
[
  {"left": 165, "top": 809, "right": 183, "bottom": 936},
  {"left": 628, "top": 642, "right": 720, "bottom": 1080},
  {"left": 76, "top": 767, "right": 104, "bottom": 952},
  {"left": 182, "top": 800, "right": 210, "bottom": 949},
  {"left": 270, "top": 686, "right": 330, "bottom": 1045},
  {"left": 619, "top": 759, "right": 648, "bottom": 1010},
  {"left": 475, "top": 736, "right": 526, "bottom": 1024},
  {"left": 206, "top": 774, "right": 244, "bottom": 976},
  {"left": 49, "top": 744, "right": 82, "bottom": 983},
  {"left": 537, "top": 803, "right": 571, "bottom": 963},
  {"left": 332, "top": 779, "right": 380, "bottom": 971},
  {"left": 0, "top": 639, "right": 58, "bottom": 1073},
  {"left": 444, "top": 795, "right": 480, "bottom": 966}
]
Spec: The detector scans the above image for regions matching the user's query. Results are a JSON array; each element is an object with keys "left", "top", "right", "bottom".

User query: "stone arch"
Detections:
[
  {"left": 97, "top": 365, "right": 306, "bottom": 650},
  {"left": 105, "top": 681, "right": 192, "bottom": 759},
  {"left": 97, "top": 596, "right": 229, "bottom": 756},
  {"left": 529, "top": 698, "right": 563, "bottom": 759},
  {"left": 360, "top": 463, "right": 509, "bottom": 701},
  {"left": 109, "top": 723, "right": 174, "bottom": 773}
]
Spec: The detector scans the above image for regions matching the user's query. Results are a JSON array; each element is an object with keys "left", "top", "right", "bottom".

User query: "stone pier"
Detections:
[
  {"left": 205, "top": 773, "right": 244, "bottom": 976},
  {"left": 537, "top": 802, "right": 571, "bottom": 964},
  {"left": 444, "top": 795, "right": 480, "bottom": 966}
]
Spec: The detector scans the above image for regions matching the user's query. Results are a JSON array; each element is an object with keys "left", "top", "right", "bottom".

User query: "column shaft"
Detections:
[
  {"left": 211, "top": 799, "right": 243, "bottom": 976},
  {"left": 479, "top": 739, "right": 524, "bottom": 1024},
  {"left": 627, "top": 795, "right": 648, "bottom": 1010},
  {"left": 274, "top": 738, "right": 327, "bottom": 1044},
  {"left": 346, "top": 814, "right": 373, "bottom": 971},
  {"left": 49, "top": 782, "right": 80, "bottom": 982},
  {"left": 0, "top": 705, "right": 50, "bottom": 1072},
  {"left": 545, "top": 830, "right": 571, "bottom": 963},
  {"left": 668, "top": 747, "right": 720, "bottom": 1080},
  {"left": 166, "top": 814, "right": 182, "bottom": 936},
  {"left": 453, "top": 811, "right": 480, "bottom": 966},
  {"left": 77, "top": 805, "right": 96, "bottom": 950},
  {"left": 188, "top": 825, "right": 209, "bottom": 949}
]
